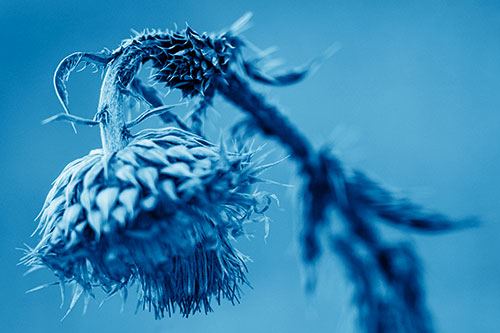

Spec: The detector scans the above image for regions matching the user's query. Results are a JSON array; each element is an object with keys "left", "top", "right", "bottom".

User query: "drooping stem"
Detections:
[
  {"left": 215, "top": 71, "right": 333, "bottom": 262},
  {"left": 97, "top": 50, "right": 142, "bottom": 157},
  {"left": 215, "top": 70, "right": 439, "bottom": 331},
  {"left": 216, "top": 72, "right": 315, "bottom": 170}
]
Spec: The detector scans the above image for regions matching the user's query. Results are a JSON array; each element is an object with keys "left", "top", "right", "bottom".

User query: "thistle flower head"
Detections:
[{"left": 23, "top": 127, "right": 272, "bottom": 318}]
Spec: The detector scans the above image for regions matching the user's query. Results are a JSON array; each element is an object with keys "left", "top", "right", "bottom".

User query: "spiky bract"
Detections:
[
  {"left": 109, "top": 26, "right": 242, "bottom": 99},
  {"left": 24, "top": 127, "right": 271, "bottom": 318}
]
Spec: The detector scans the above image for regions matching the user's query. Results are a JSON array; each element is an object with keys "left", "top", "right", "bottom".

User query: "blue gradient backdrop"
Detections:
[{"left": 1, "top": 1, "right": 499, "bottom": 332}]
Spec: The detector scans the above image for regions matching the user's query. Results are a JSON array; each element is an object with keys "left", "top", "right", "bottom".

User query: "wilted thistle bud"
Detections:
[{"left": 23, "top": 127, "right": 273, "bottom": 318}]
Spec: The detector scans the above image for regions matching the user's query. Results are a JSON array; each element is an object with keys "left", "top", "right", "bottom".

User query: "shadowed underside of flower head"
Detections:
[{"left": 23, "top": 127, "right": 273, "bottom": 318}]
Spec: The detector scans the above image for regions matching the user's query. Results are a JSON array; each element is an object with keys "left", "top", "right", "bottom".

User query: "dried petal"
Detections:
[
  {"left": 83, "top": 162, "right": 103, "bottom": 189},
  {"left": 74, "top": 221, "right": 86, "bottom": 233},
  {"left": 87, "top": 210, "right": 103, "bottom": 239},
  {"left": 49, "top": 226, "right": 63, "bottom": 244},
  {"left": 194, "top": 158, "right": 212, "bottom": 170},
  {"left": 111, "top": 205, "right": 128, "bottom": 227},
  {"left": 60, "top": 204, "right": 83, "bottom": 235},
  {"left": 165, "top": 145, "right": 195, "bottom": 161},
  {"left": 64, "top": 157, "right": 98, "bottom": 204},
  {"left": 117, "top": 150, "right": 140, "bottom": 167},
  {"left": 118, "top": 188, "right": 139, "bottom": 216},
  {"left": 96, "top": 187, "right": 120, "bottom": 220},
  {"left": 134, "top": 146, "right": 170, "bottom": 165},
  {"left": 160, "top": 179, "right": 178, "bottom": 201},
  {"left": 115, "top": 164, "right": 140, "bottom": 186},
  {"left": 189, "top": 146, "right": 218, "bottom": 158},
  {"left": 162, "top": 135, "right": 188, "bottom": 145},
  {"left": 160, "top": 162, "right": 193, "bottom": 178},
  {"left": 136, "top": 167, "right": 159, "bottom": 193},
  {"left": 80, "top": 185, "right": 99, "bottom": 212},
  {"left": 141, "top": 196, "right": 157, "bottom": 210},
  {"left": 41, "top": 195, "right": 65, "bottom": 224},
  {"left": 177, "top": 177, "right": 203, "bottom": 200}
]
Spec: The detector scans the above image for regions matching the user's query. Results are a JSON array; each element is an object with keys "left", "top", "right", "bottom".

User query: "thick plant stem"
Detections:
[
  {"left": 97, "top": 55, "right": 136, "bottom": 157},
  {"left": 216, "top": 72, "right": 315, "bottom": 171},
  {"left": 215, "top": 72, "right": 332, "bottom": 263}
]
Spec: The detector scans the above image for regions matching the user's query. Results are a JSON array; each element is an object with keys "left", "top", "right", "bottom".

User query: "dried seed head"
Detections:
[{"left": 24, "top": 127, "right": 274, "bottom": 318}]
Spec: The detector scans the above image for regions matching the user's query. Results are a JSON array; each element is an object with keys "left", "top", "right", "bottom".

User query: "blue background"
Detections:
[{"left": 1, "top": 1, "right": 499, "bottom": 332}]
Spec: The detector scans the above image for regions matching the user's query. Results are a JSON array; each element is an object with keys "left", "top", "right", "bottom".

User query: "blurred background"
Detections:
[{"left": 1, "top": 0, "right": 499, "bottom": 332}]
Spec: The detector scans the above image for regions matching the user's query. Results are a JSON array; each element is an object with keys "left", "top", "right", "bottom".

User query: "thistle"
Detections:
[
  {"left": 22, "top": 13, "right": 279, "bottom": 318},
  {"left": 24, "top": 13, "right": 476, "bottom": 332}
]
